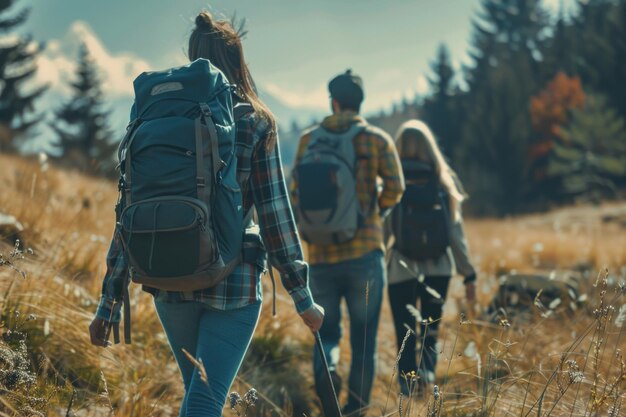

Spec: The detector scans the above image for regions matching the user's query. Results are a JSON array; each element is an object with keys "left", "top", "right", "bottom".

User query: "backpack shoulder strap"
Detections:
[
  {"left": 306, "top": 125, "right": 328, "bottom": 145},
  {"left": 359, "top": 123, "right": 387, "bottom": 142}
]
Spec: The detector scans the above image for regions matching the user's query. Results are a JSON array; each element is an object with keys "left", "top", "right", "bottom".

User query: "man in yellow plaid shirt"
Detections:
[{"left": 290, "top": 70, "right": 404, "bottom": 417}]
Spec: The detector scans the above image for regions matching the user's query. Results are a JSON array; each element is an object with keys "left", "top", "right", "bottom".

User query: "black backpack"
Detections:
[{"left": 391, "top": 160, "right": 450, "bottom": 261}]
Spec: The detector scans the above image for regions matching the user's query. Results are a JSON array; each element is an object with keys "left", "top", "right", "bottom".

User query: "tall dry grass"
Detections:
[{"left": 0, "top": 153, "right": 625, "bottom": 416}]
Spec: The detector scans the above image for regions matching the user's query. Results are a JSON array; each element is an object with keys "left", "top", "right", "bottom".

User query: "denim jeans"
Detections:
[
  {"left": 310, "top": 250, "right": 385, "bottom": 416},
  {"left": 154, "top": 300, "right": 261, "bottom": 417}
]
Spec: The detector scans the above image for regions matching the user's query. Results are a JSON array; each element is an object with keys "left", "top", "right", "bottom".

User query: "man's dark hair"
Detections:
[{"left": 328, "top": 69, "right": 364, "bottom": 113}]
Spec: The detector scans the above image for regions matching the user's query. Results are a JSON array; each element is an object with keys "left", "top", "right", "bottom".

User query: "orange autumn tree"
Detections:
[{"left": 529, "top": 72, "right": 585, "bottom": 181}]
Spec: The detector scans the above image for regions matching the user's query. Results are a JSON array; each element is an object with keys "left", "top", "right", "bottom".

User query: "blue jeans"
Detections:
[
  {"left": 154, "top": 300, "right": 261, "bottom": 417},
  {"left": 310, "top": 250, "right": 385, "bottom": 415}
]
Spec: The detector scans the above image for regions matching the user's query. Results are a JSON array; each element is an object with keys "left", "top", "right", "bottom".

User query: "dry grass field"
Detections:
[{"left": 1, "top": 153, "right": 625, "bottom": 416}]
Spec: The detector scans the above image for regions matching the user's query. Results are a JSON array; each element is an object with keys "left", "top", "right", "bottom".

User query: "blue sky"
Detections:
[{"left": 18, "top": 0, "right": 575, "bottom": 136}]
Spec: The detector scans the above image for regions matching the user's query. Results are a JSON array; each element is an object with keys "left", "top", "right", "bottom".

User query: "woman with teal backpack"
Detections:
[{"left": 88, "top": 12, "right": 324, "bottom": 417}]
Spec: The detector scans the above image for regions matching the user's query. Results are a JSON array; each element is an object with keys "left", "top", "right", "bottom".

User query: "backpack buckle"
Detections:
[
  {"left": 199, "top": 103, "right": 212, "bottom": 117},
  {"left": 196, "top": 176, "right": 206, "bottom": 187}
]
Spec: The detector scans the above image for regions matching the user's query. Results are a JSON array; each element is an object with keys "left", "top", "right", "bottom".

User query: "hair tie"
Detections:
[{"left": 195, "top": 13, "right": 213, "bottom": 31}]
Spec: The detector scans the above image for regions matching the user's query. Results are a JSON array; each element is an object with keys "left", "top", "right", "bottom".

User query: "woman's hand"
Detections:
[
  {"left": 89, "top": 317, "right": 112, "bottom": 347},
  {"left": 299, "top": 303, "right": 325, "bottom": 333}
]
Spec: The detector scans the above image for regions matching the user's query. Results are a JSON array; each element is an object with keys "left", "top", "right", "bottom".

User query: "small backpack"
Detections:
[
  {"left": 117, "top": 59, "right": 252, "bottom": 294},
  {"left": 294, "top": 123, "right": 366, "bottom": 245},
  {"left": 391, "top": 160, "right": 450, "bottom": 261}
]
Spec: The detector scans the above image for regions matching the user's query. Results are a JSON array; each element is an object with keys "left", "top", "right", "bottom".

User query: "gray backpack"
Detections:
[{"left": 294, "top": 123, "right": 366, "bottom": 244}]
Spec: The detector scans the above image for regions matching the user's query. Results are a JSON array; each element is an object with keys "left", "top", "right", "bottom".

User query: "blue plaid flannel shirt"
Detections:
[{"left": 95, "top": 112, "right": 314, "bottom": 323}]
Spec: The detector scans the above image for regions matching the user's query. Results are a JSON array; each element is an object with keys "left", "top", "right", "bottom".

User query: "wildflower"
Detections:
[
  {"left": 38, "top": 152, "right": 49, "bottom": 172},
  {"left": 463, "top": 341, "right": 477, "bottom": 358},
  {"left": 406, "top": 304, "right": 423, "bottom": 322},
  {"left": 43, "top": 319, "right": 50, "bottom": 336},
  {"left": 534, "top": 289, "right": 545, "bottom": 310},
  {"left": 549, "top": 298, "right": 561, "bottom": 309},
  {"left": 229, "top": 392, "right": 242, "bottom": 410},
  {"left": 425, "top": 285, "right": 441, "bottom": 299},
  {"left": 568, "top": 288, "right": 577, "bottom": 301},
  {"left": 615, "top": 304, "right": 626, "bottom": 328},
  {"left": 566, "top": 359, "right": 584, "bottom": 384},
  {"left": 433, "top": 385, "right": 440, "bottom": 401},
  {"left": 460, "top": 313, "right": 472, "bottom": 325},
  {"left": 243, "top": 388, "right": 258, "bottom": 406}
]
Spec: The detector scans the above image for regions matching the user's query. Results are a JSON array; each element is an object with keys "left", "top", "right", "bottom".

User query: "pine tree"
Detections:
[
  {"left": 574, "top": 0, "right": 614, "bottom": 85},
  {"left": 615, "top": 1, "right": 626, "bottom": 119},
  {"left": 457, "top": 0, "right": 551, "bottom": 215},
  {"left": 464, "top": 0, "right": 551, "bottom": 89},
  {"left": 547, "top": 94, "right": 626, "bottom": 201},
  {"left": 543, "top": 1, "right": 578, "bottom": 77},
  {"left": 50, "top": 44, "right": 117, "bottom": 176},
  {"left": 421, "top": 44, "right": 459, "bottom": 160},
  {"left": 0, "top": 0, "right": 47, "bottom": 152},
  {"left": 573, "top": 0, "right": 625, "bottom": 116}
]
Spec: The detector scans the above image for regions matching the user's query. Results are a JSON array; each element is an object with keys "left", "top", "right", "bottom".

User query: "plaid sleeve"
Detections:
[
  {"left": 95, "top": 231, "right": 127, "bottom": 323},
  {"left": 376, "top": 132, "right": 405, "bottom": 209},
  {"left": 251, "top": 129, "right": 313, "bottom": 314}
]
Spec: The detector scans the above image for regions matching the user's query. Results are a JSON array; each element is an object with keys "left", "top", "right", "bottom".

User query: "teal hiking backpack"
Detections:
[{"left": 117, "top": 59, "right": 251, "bottom": 296}]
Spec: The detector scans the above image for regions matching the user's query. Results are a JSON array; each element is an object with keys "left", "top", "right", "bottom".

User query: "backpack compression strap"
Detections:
[
  {"left": 121, "top": 119, "right": 142, "bottom": 205},
  {"left": 123, "top": 271, "right": 132, "bottom": 344},
  {"left": 199, "top": 103, "right": 224, "bottom": 185}
]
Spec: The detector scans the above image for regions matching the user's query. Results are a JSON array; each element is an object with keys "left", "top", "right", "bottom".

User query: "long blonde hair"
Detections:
[
  {"left": 395, "top": 120, "right": 467, "bottom": 219},
  {"left": 189, "top": 11, "right": 277, "bottom": 150}
]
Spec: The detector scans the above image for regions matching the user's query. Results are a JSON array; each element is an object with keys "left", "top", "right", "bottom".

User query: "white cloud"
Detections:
[
  {"left": 27, "top": 21, "right": 152, "bottom": 152},
  {"left": 416, "top": 75, "right": 429, "bottom": 95},
  {"left": 35, "top": 42, "right": 75, "bottom": 95},
  {"left": 263, "top": 70, "right": 427, "bottom": 116},
  {"left": 358, "top": 73, "right": 429, "bottom": 113},
  {"left": 263, "top": 82, "right": 328, "bottom": 110},
  {"left": 35, "top": 20, "right": 151, "bottom": 99}
]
